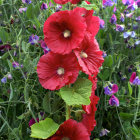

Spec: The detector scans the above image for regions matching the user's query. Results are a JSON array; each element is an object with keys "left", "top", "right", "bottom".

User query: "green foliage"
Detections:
[
  {"left": 31, "top": 118, "right": 59, "bottom": 139},
  {"left": 60, "top": 78, "right": 92, "bottom": 106}
]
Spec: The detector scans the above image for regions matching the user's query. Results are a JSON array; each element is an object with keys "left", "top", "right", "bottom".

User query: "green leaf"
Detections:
[
  {"left": 103, "top": 55, "right": 113, "bottom": 67},
  {"left": 31, "top": 118, "right": 59, "bottom": 139},
  {"left": 26, "top": 4, "right": 34, "bottom": 19},
  {"left": 43, "top": 94, "right": 51, "bottom": 113},
  {"left": 128, "top": 82, "right": 132, "bottom": 96},
  {"left": 120, "top": 112, "right": 134, "bottom": 120},
  {"left": 80, "top": 1, "right": 98, "bottom": 11},
  {"left": 60, "top": 78, "right": 92, "bottom": 106},
  {"left": 0, "top": 27, "right": 9, "bottom": 43},
  {"left": 98, "top": 69, "right": 110, "bottom": 80}
]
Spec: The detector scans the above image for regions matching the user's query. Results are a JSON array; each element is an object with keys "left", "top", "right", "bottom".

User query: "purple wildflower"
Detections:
[
  {"left": 99, "top": 19, "right": 105, "bottom": 29},
  {"left": 120, "top": 13, "right": 124, "bottom": 22},
  {"left": 109, "top": 14, "right": 117, "bottom": 24},
  {"left": 136, "top": 0, "right": 140, "bottom": 7},
  {"left": 113, "top": 6, "right": 117, "bottom": 13},
  {"left": 102, "top": 51, "right": 107, "bottom": 58},
  {"left": 1, "top": 77, "right": 7, "bottom": 84},
  {"left": 100, "top": 129, "right": 110, "bottom": 137},
  {"left": 56, "top": 5, "right": 63, "bottom": 12},
  {"left": 39, "top": 40, "right": 50, "bottom": 54},
  {"left": 126, "top": 12, "right": 134, "bottom": 18},
  {"left": 103, "top": 0, "right": 114, "bottom": 7},
  {"left": 29, "top": 35, "right": 39, "bottom": 45},
  {"left": 0, "top": 38, "right": 2, "bottom": 44},
  {"left": 41, "top": 3, "right": 48, "bottom": 10},
  {"left": 29, "top": 118, "right": 39, "bottom": 127},
  {"left": 135, "top": 40, "right": 140, "bottom": 46},
  {"left": 22, "top": 0, "right": 32, "bottom": 4},
  {"left": 109, "top": 95, "right": 119, "bottom": 106},
  {"left": 122, "top": 0, "right": 134, "bottom": 5},
  {"left": 116, "top": 24, "right": 125, "bottom": 32},
  {"left": 127, "top": 2, "right": 138, "bottom": 10},
  {"left": 49, "top": 2, "right": 53, "bottom": 7},
  {"left": 0, "top": 44, "right": 11, "bottom": 51},
  {"left": 130, "top": 72, "right": 140, "bottom": 85},
  {"left": 7, "top": 73, "right": 12, "bottom": 79},
  {"left": 104, "top": 84, "right": 118, "bottom": 95},
  {"left": 19, "top": 7, "right": 27, "bottom": 13}
]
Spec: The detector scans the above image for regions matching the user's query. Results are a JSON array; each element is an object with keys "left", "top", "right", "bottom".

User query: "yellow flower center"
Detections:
[
  {"left": 80, "top": 51, "right": 88, "bottom": 58},
  {"left": 63, "top": 30, "right": 71, "bottom": 38},
  {"left": 57, "top": 67, "right": 65, "bottom": 75}
]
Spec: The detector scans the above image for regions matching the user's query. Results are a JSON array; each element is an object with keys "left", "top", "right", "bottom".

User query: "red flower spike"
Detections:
[
  {"left": 82, "top": 93, "right": 100, "bottom": 135},
  {"left": 73, "top": 7, "right": 99, "bottom": 37},
  {"left": 43, "top": 10, "right": 86, "bottom": 54},
  {"left": 74, "top": 34, "right": 104, "bottom": 76},
  {"left": 48, "top": 119, "right": 90, "bottom": 140},
  {"left": 53, "top": 0, "right": 69, "bottom": 4},
  {"left": 37, "top": 52, "right": 79, "bottom": 90},
  {"left": 70, "top": 0, "right": 81, "bottom": 4}
]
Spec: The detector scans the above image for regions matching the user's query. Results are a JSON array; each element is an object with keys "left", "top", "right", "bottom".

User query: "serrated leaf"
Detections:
[
  {"left": 31, "top": 118, "right": 59, "bottom": 139},
  {"left": 128, "top": 82, "right": 132, "bottom": 96},
  {"left": 60, "top": 78, "right": 92, "bottom": 106}
]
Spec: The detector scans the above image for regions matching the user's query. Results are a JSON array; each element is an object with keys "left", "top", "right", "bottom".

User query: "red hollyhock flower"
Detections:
[
  {"left": 37, "top": 52, "right": 79, "bottom": 90},
  {"left": 82, "top": 92, "right": 99, "bottom": 135},
  {"left": 48, "top": 119, "right": 90, "bottom": 140},
  {"left": 73, "top": 7, "right": 99, "bottom": 37},
  {"left": 70, "top": 0, "right": 81, "bottom": 4},
  {"left": 43, "top": 10, "right": 86, "bottom": 54},
  {"left": 74, "top": 34, "right": 104, "bottom": 76},
  {"left": 53, "top": 0, "right": 69, "bottom": 4}
]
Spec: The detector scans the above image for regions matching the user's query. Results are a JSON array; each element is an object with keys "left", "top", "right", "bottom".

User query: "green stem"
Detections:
[{"left": 66, "top": 104, "right": 71, "bottom": 120}]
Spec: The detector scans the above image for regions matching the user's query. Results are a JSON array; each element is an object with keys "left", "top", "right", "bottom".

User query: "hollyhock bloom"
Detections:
[
  {"left": 48, "top": 119, "right": 90, "bottom": 140},
  {"left": 39, "top": 40, "right": 50, "bottom": 54},
  {"left": 110, "top": 14, "right": 117, "bottom": 24},
  {"left": 43, "top": 10, "right": 86, "bottom": 54},
  {"left": 29, "top": 118, "right": 39, "bottom": 127},
  {"left": 29, "top": 35, "right": 39, "bottom": 45},
  {"left": 22, "top": 0, "right": 32, "bottom": 4},
  {"left": 73, "top": 7, "right": 100, "bottom": 37},
  {"left": 130, "top": 72, "right": 140, "bottom": 85},
  {"left": 120, "top": 13, "right": 124, "bottom": 22},
  {"left": 99, "top": 18, "right": 105, "bottom": 29},
  {"left": 100, "top": 129, "right": 110, "bottom": 137},
  {"left": 103, "top": 0, "right": 114, "bottom": 7},
  {"left": 74, "top": 35, "right": 104, "bottom": 76},
  {"left": 116, "top": 24, "right": 125, "bottom": 32},
  {"left": 19, "top": 7, "right": 27, "bottom": 13},
  {"left": 82, "top": 93, "right": 99, "bottom": 135},
  {"left": 109, "top": 95, "right": 119, "bottom": 106},
  {"left": 53, "top": 0, "right": 69, "bottom": 4},
  {"left": 41, "top": 3, "right": 48, "bottom": 10},
  {"left": 104, "top": 84, "right": 118, "bottom": 95},
  {"left": 1, "top": 77, "right": 7, "bottom": 84},
  {"left": 122, "top": 0, "right": 134, "bottom": 5},
  {"left": 37, "top": 52, "right": 79, "bottom": 90}
]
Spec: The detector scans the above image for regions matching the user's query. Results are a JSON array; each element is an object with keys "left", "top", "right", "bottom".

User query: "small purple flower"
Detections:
[
  {"left": 127, "top": 2, "right": 138, "bottom": 10},
  {"left": 99, "top": 19, "right": 105, "bottom": 29},
  {"left": 49, "top": 2, "right": 53, "bottom": 7},
  {"left": 123, "top": 32, "right": 131, "bottom": 38},
  {"left": 1, "top": 77, "right": 7, "bottom": 83},
  {"left": 22, "top": 0, "right": 32, "bottom": 4},
  {"left": 56, "top": 5, "right": 63, "bottom": 12},
  {"left": 113, "top": 6, "right": 117, "bottom": 13},
  {"left": 0, "top": 44, "right": 11, "bottom": 51},
  {"left": 41, "top": 3, "right": 48, "bottom": 10},
  {"left": 19, "top": 7, "right": 27, "bottom": 13},
  {"left": 135, "top": 40, "right": 140, "bottom": 46},
  {"left": 120, "top": 13, "right": 124, "bottom": 22},
  {"left": 131, "top": 31, "right": 136, "bottom": 38},
  {"left": 29, "top": 118, "right": 39, "bottom": 127},
  {"left": 29, "top": 35, "right": 39, "bottom": 45},
  {"left": 109, "top": 95, "right": 119, "bottom": 106},
  {"left": 104, "top": 84, "right": 118, "bottom": 95},
  {"left": 109, "top": 14, "right": 117, "bottom": 24},
  {"left": 102, "top": 51, "right": 107, "bottom": 58},
  {"left": 0, "top": 38, "right": 2, "bottom": 44},
  {"left": 126, "top": 12, "right": 134, "bottom": 18},
  {"left": 116, "top": 24, "right": 125, "bottom": 32},
  {"left": 136, "top": 0, "right": 140, "bottom": 7},
  {"left": 122, "top": 0, "right": 134, "bottom": 6},
  {"left": 7, "top": 73, "right": 12, "bottom": 79},
  {"left": 103, "top": 0, "right": 114, "bottom": 7},
  {"left": 39, "top": 40, "right": 50, "bottom": 54},
  {"left": 130, "top": 72, "right": 140, "bottom": 85},
  {"left": 136, "top": 16, "right": 140, "bottom": 21},
  {"left": 100, "top": 129, "right": 110, "bottom": 137},
  {"left": 12, "top": 62, "right": 19, "bottom": 68}
]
